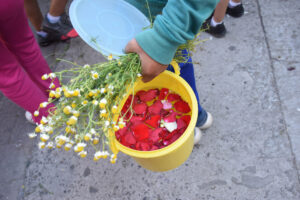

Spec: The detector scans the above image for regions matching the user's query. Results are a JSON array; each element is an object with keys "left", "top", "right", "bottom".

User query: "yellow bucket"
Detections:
[{"left": 115, "top": 63, "right": 198, "bottom": 172}]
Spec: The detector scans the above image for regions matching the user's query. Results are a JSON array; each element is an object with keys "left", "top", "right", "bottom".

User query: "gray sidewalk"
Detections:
[{"left": 1, "top": 0, "right": 299, "bottom": 199}]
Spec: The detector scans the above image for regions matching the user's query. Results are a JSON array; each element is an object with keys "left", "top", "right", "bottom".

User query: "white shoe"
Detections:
[
  {"left": 199, "top": 112, "right": 213, "bottom": 130},
  {"left": 194, "top": 127, "right": 202, "bottom": 145},
  {"left": 25, "top": 111, "right": 35, "bottom": 124}
]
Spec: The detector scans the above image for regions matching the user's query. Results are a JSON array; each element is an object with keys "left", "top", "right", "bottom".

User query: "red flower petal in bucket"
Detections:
[
  {"left": 177, "top": 118, "right": 187, "bottom": 130},
  {"left": 136, "top": 142, "right": 151, "bottom": 151},
  {"left": 163, "top": 111, "right": 177, "bottom": 123},
  {"left": 167, "top": 93, "right": 181, "bottom": 102},
  {"left": 139, "top": 89, "right": 158, "bottom": 102},
  {"left": 115, "top": 127, "right": 127, "bottom": 140},
  {"left": 132, "top": 124, "right": 150, "bottom": 140},
  {"left": 149, "top": 128, "right": 163, "bottom": 143},
  {"left": 129, "top": 115, "right": 144, "bottom": 126},
  {"left": 158, "top": 88, "right": 169, "bottom": 100},
  {"left": 149, "top": 100, "right": 163, "bottom": 115},
  {"left": 123, "top": 132, "right": 136, "bottom": 145},
  {"left": 133, "top": 103, "right": 147, "bottom": 115},
  {"left": 174, "top": 100, "right": 191, "bottom": 113},
  {"left": 181, "top": 115, "right": 191, "bottom": 125},
  {"left": 145, "top": 115, "right": 161, "bottom": 128},
  {"left": 151, "top": 145, "right": 159, "bottom": 151}
]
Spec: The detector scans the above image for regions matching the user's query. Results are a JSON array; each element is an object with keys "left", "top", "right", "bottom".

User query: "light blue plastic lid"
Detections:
[{"left": 69, "top": 0, "right": 150, "bottom": 57}]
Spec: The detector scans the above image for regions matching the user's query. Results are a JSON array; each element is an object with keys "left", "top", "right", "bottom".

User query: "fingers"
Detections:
[
  {"left": 125, "top": 39, "right": 139, "bottom": 54},
  {"left": 141, "top": 59, "right": 167, "bottom": 83},
  {"left": 125, "top": 38, "right": 168, "bottom": 83}
]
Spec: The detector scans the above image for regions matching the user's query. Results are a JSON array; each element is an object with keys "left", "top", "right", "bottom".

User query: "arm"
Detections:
[{"left": 126, "top": 0, "right": 218, "bottom": 82}]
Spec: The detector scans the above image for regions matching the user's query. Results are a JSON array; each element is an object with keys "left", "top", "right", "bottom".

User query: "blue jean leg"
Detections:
[{"left": 167, "top": 51, "right": 207, "bottom": 127}]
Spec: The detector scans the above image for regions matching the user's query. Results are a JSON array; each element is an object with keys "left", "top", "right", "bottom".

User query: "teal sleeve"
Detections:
[{"left": 135, "top": 0, "right": 218, "bottom": 65}]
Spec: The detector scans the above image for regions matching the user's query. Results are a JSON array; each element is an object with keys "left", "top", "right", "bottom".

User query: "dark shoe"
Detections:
[
  {"left": 202, "top": 18, "right": 227, "bottom": 38},
  {"left": 39, "top": 13, "right": 78, "bottom": 46},
  {"left": 226, "top": 4, "right": 244, "bottom": 18}
]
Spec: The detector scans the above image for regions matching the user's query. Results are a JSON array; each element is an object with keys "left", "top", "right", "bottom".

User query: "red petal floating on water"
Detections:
[
  {"left": 180, "top": 115, "right": 191, "bottom": 125},
  {"left": 123, "top": 132, "right": 136, "bottom": 145},
  {"left": 151, "top": 145, "right": 159, "bottom": 151},
  {"left": 140, "top": 142, "right": 150, "bottom": 151},
  {"left": 149, "top": 100, "right": 163, "bottom": 115},
  {"left": 115, "top": 127, "right": 128, "bottom": 140},
  {"left": 169, "top": 132, "right": 182, "bottom": 144},
  {"left": 177, "top": 118, "right": 187, "bottom": 130},
  {"left": 158, "top": 88, "right": 169, "bottom": 100},
  {"left": 174, "top": 100, "right": 191, "bottom": 113},
  {"left": 136, "top": 142, "right": 151, "bottom": 151},
  {"left": 149, "top": 127, "right": 162, "bottom": 142},
  {"left": 136, "top": 90, "right": 146, "bottom": 100},
  {"left": 167, "top": 93, "right": 181, "bottom": 102},
  {"left": 133, "top": 102, "right": 147, "bottom": 115},
  {"left": 163, "top": 111, "right": 177, "bottom": 123},
  {"left": 132, "top": 123, "right": 150, "bottom": 140},
  {"left": 160, "top": 109, "right": 170, "bottom": 117},
  {"left": 129, "top": 115, "right": 144, "bottom": 126},
  {"left": 145, "top": 115, "right": 161, "bottom": 128},
  {"left": 139, "top": 89, "right": 158, "bottom": 102},
  {"left": 159, "top": 128, "right": 169, "bottom": 138}
]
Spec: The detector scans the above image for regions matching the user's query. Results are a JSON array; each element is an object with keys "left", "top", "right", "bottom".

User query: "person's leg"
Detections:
[
  {"left": 0, "top": 0, "right": 60, "bottom": 98},
  {"left": 213, "top": 0, "right": 230, "bottom": 23},
  {"left": 49, "top": 0, "right": 68, "bottom": 17},
  {"left": 202, "top": 0, "right": 228, "bottom": 38},
  {"left": 24, "top": 0, "right": 43, "bottom": 31},
  {"left": 0, "top": 42, "right": 53, "bottom": 123},
  {"left": 167, "top": 51, "right": 208, "bottom": 127}
]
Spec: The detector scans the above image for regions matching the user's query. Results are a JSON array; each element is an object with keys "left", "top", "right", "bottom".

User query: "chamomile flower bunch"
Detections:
[{"left": 30, "top": 53, "right": 142, "bottom": 164}]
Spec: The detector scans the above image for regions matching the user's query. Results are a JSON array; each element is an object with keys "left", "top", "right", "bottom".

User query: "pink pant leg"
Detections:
[
  {"left": 0, "top": 0, "right": 56, "bottom": 123},
  {"left": 0, "top": 43, "right": 52, "bottom": 123},
  {"left": 0, "top": 0, "right": 60, "bottom": 98}
]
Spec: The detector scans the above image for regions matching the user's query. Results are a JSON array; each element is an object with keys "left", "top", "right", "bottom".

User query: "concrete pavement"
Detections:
[{"left": 0, "top": 0, "right": 299, "bottom": 199}]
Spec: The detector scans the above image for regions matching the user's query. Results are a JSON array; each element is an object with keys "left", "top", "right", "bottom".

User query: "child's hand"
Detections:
[{"left": 125, "top": 39, "right": 168, "bottom": 83}]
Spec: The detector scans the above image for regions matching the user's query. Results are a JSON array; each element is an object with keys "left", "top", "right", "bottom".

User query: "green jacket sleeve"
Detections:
[{"left": 135, "top": 0, "right": 217, "bottom": 65}]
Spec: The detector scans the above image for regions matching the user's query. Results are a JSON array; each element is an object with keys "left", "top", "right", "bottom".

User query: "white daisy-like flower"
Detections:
[
  {"left": 84, "top": 133, "right": 92, "bottom": 141},
  {"left": 38, "top": 142, "right": 46, "bottom": 149},
  {"left": 91, "top": 71, "right": 99, "bottom": 80},
  {"left": 41, "top": 74, "right": 49, "bottom": 80},
  {"left": 94, "top": 151, "right": 103, "bottom": 160},
  {"left": 137, "top": 73, "right": 142, "bottom": 77},
  {"left": 49, "top": 73, "right": 56, "bottom": 79},
  {"left": 100, "top": 88, "right": 106, "bottom": 94},
  {"left": 99, "top": 98, "right": 107, "bottom": 109},
  {"left": 40, "top": 133, "right": 50, "bottom": 142},
  {"left": 83, "top": 64, "right": 90, "bottom": 68},
  {"left": 105, "top": 121, "right": 110, "bottom": 127},
  {"left": 40, "top": 116, "right": 48, "bottom": 124},
  {"left": 92, "top": 100, "right": 99, "bottom": 106},
  {"left": 90, "top": 128, "right": 96, "bottom": 135},
  {"left": 108, "top": 85, "right": 114, "bottom": 90},
  {"left": 40, "top": 102, "right": 48, "bottom": 108},
  {"left": 49, "top": 83, "right": 55, "bottom": 89},
  {"left": 103, "top": 151, "right": 109, "bottom": 158},
  {"left": 34, "top": 111, "right": 39, "bottom": 117},
  {"left": 46, "top": 142, "right": 54, "bottom": 149},
  {"left": 28, "top": 132, "right": 37, "bottom": 138},
  {"left": 78, "top": 151, "right": 87, "bottom": 158}
]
